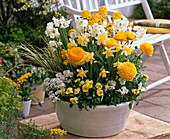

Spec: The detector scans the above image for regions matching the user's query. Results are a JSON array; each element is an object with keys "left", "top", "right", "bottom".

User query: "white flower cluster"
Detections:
[
  {"left": 133, "top": 26, "right": 147, "bottom": 40},
  {"left": 113, "top": 16, "right": 129, "bottom": 32},
  {"left": 43, "top": 70, "right": 73, "bottom": 103},
  {"left": 45, "top": 16, "right": 72, "bottom": 39},
  {"left": 26, "top": 66, "right": 46, "bottom": 78},
  {"left": 105, "top": 80, "right": 116, "bottom": 91}
]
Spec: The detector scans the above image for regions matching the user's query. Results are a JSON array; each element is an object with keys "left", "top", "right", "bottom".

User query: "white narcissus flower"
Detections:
[
  {"left": 49, "top": 40, "right": 57, "bottom": 47},
  {"left": 52, "top": 17, "right": 60, "bottom": 27},
  {"left": 117, "top": 86, "right": 129, "bottom": 95},
  {"left": 108, "top": 80, "right": 116, "bottom": 87},
  {"left": 138, "top": 82, "right": 143, "bottom": 90},
  {"left": 118, "top": 78, "right": 126, "bottom": 85}
]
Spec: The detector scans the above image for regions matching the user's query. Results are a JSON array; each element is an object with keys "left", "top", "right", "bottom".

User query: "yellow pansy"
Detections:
[
  {"left": 95, "top": 83, "right": 103, "bottom": 90},
  {"left": 144, "top": 75, "right": 149, "bottom": 81},
  {"left": 74, "top": 88, "right": 80, "bottom": 95},
  {"left": 132, "top": 89, "right": 140, "bottom": 95},
  {"left": 79, "top": 80, "right": 85, "bottom": 86},
  {"left": 97, "top": 89, "right": 104, "bottom": 96},
  {"left": 70, "top": 97, "right": 78, "bottom": 104},
  {"left": 82, "top": 84, "right": 89, "bottom": 92},
  {"left": 61, "top": 88, "right": 65, "bottom": 96},
  {"left": 65, "top": 87, "right": 73, "bottom": 94}
]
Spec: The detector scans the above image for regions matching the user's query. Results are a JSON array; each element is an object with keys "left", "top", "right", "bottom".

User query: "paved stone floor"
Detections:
[{"left": 26, "top": 39, "right": 170, "bottom": 124}]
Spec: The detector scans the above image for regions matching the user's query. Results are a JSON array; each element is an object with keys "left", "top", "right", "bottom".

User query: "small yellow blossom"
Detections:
[
  {"left": 63, "top": 60, "right": 68, "bottom": 65},
  {"left": 95, "top": 83, "right": 103, "bottom": 90},
  {"left": 102, "top": 47, "right": 115, "bottom": 58},
  {"left": 82, "top": 84, "right": 89, "bottom": 92},
  {"left": 144, "top": 75, "right": 149, "bottom": 81},
  {"left": 99, "top": 69, "right": 110, "bottom": 78},
  {"left": 132, "top": 89, "right": 140, "bottom": 95},
  {"left": 97, "top": 89, "right": 104, "bottom": 96},
  {"left": 77, "top": 67, "right": 88, "bottom": 79},
  {"left": 74, "top": 78, "right": 81, "bottom": 83},
  {"left": 70, "top": 97, "right": 78, "bottom": 104},
  {"left": 74, "top": 88, "right": 80, "bottom": 95},
  {"left": 79, "top": 80, "right": 85, "bottom": 86},
  {"left": 65, "top": 87, "right": 73, "bottom": 94},
  {"left": 112, "top": 12, "right": 122, "bottom": 21},
  {"left": 61, "top": 88, "right": 65, "bottom": 96},
  {"left": 50, "top": 128, "right": 67, "bottom": 136}
]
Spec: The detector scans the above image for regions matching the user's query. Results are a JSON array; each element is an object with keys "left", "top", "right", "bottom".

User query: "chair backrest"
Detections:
[{"left": 62, "top": 0, "right": 153, "bottom": 28}]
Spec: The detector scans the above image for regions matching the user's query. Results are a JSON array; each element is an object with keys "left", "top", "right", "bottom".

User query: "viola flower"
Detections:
[
  {"left": 144, "top": 75, "right": 149, "bottom": 81},
  {"left": 132, "top": 89, "right": 139, "bottom": 95},
  {"left": 74, "top": 88, "right": 80, "bottom": 95},
  {"left": 95, "top": 83, "right": 103, "bottom": 90},
  {"left": 61, "top": 88, "right": 65, "bottom": 96},
  {"left": 70, "top": 97, "right": 78, "bottom": 104},
  {"left": 27, "top": 93, "right": 30, "bottom": 97},
  {"left": 77, "top": 67, "right": 88, "bottom": 79},
  {"left": 65, "top": 88, "right": 73, "bottom": 94},
  {"left": 79, "top": 80, "right": 85, "bottom": 86},
  {"left": 82, "top": 84, "right": 89, "bottom": 92},
  {"left": 99, "top": 69, "right": 110, "bottom": 78},
  {"left": 97, "top": 89, "right": 104, "bottom": 96}
]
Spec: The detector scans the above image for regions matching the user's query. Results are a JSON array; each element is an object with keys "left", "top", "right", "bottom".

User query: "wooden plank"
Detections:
[{"left": 19, "top": 110, "right": 170, "bottom": 139}]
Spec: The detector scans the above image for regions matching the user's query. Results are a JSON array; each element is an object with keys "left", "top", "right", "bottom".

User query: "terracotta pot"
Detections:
[
  {"left": 21, "top": 100, "right": 31, "bottom": 117},
  {"left": 30, "top": 84, "right": 45, "bottom": 105},
  {"left": 55, "top": 101, "right": 132, "bottom": 137}
]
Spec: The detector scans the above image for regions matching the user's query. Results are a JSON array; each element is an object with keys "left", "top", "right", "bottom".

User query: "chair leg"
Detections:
[
  {"left": 142, "top": 41, "right": 170, "bottom": 92},
  {"left": 159, "top": 41, "right": 170, "bottom": 75}
]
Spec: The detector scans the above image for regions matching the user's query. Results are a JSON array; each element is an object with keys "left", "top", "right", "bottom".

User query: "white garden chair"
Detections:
[{"left": 61, "top": 0, "right": 170, "bottom": 91}]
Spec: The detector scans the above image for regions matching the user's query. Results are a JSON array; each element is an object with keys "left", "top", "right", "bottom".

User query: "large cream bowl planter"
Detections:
[{"left": 55, "top": 101, "right": 132, "bottom": 137}]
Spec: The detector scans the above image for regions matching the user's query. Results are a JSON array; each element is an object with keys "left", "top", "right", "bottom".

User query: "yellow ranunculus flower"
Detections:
[
  {"left": 70, "top": 97, "right": 78, "bottom": 104},
  {"left": 67, "top": 47, "right": 87, "bottom": 66},
  {"left": 117, "top": 62, "right": 137, "bottom": 81},
  {"left": 100, "top": 34, "right": 107, "bottom": 42},
  {"left": 126, "top": 32, "right": 135, "bottom": 41},
  {"left": 102, "top": 38, "right": 117, "bottom": 48},
  {"left": 114, "top": 32, "right": 127, "bottom": 41},
  {"left": 139, "top": 42, "right": 154, "bottom": 56},
  {"left": 132, "top": 89, "right": 139, "bottom": 95}
]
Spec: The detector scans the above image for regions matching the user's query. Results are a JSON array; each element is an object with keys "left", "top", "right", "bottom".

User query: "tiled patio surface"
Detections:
[{"left": 26, "top": 40, "right": 170, "bottom": 124}]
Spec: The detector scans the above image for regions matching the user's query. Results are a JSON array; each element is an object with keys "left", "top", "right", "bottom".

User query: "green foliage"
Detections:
[
  {"left": 0, "top": 0, "right": 68, "bottom": 47},
  {"left": 0, "top": 76, "right": 21, "bottom": 138},
  {"left": 0, "top": 42, "right": 24, "bottom": 79},
  {"left": 18, "top": 119, "right": 51, "bottom": 139},
  {"left": 134, "top": 0, "right": 170, "bottom": 19},
  {"left": 18, "top": 119, "right": 65, "bottom": 139}
]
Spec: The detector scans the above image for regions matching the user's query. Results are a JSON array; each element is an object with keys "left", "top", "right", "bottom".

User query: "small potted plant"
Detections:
[
  {"left": 16, "top": 72, "right": 40, "bottom": 117},
  {"left": 25, "top": 65, "right": 48, "bottom": 105}
]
